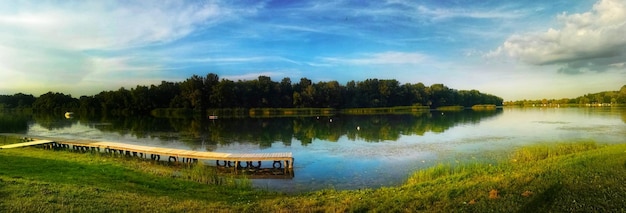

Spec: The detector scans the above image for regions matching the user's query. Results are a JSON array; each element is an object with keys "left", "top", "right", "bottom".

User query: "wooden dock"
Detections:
[
  {"left": 0, "top": 139, "right": 55, "bottom": 149},
  {"left": 1, "top": 138, "right": 294, "bottom": 170}
]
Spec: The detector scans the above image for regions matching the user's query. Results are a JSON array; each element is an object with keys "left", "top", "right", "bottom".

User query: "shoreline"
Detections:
[{"left": 2, "top": 135, "right": 626, "bottom": 212}]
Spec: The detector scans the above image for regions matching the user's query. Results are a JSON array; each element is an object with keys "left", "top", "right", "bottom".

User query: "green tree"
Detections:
[
  {"left": 152, "top": 81, "right": 180, "bottom": 108},
  {"left": 256, "top": 76, "right": 280, "bottom": 107},
  {"left": 32, "top": 92, "right": 79, "bottom": 113},
  {"left": 378, "top": 80, "right": 400, "bottom": 107},
  {"left": 408, "top": 83, "right": 428, "bottom": 106},
  {"left": 618, "top": 85, "right": 626, "bottom": 104},
  {"left": 344, "top": 80, "right": 358, "bottom": 108},
  {"left": 318, "top": 81, "right": 343, "bottom": 108},
  {"left": 211, "top": 79, "right": 237, "bottom": 108},
  {"left": 293, "top": 78, "right": 315, "bottom": 107},
  {"left": 429, "top": 84, "right": 453, "bottom": 108},
  {"left": 357, "top": 79, "right": 381, "bottom": 107},
  {"left": 79, "top": 95, "right": 101, "bottom": 115},
  {"left": 0, "top": 93, "right": 36, "bottom": 108},
  {"left": 96, "top": 88, "right": 132, "bottom": 114},
  {"left": 279, "top": 77, "right": 293, "bottom": 108},
  {"left": 179, "top": 75, "right": 205, "bottom": 111},
  {"left": 204, "top": 73, "right": 219, "bottom": 107}
]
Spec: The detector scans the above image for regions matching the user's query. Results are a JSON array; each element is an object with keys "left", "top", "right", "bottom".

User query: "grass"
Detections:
[
  {"left": 0, "top": 135, "right": 261, "bottom": 212},
  {"left": 436, "top": 106, "right": 464, "bottom": 111},
  {"left": 341, "top": 105, "right": 429, "bottom": 115},
  {"left": 152, "top": 106, "right": 434, "bottom": 118},
  {"left": 0, "top": 149, "right": 260, "bottom": 212},
  {"left": 2, "top": 135, "right": 626, "bottom": 212},
  {"left": 249, "top": 108, "right": 336, "bottom": 118},
  {"left": 471, "top": 104, "right": 498, "bottom": 111}
]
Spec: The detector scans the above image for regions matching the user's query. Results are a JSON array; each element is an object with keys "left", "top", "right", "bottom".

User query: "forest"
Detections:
[
  {"left": 504, "top": 85, "right": 626, "bottom": 106},
  {"left": 0, "top": 73, "right": 503, "bottom": 115}
]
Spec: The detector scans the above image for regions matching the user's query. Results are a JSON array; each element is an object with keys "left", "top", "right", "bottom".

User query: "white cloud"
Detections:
[
  {"left": 488, "top": 0, "right": 626, "bottom": 74},
  {"left": 271, "top": 24, "right": 326, "bottom": 34},
  {"left": 322, "top": 51, "right": 428, "bottom": 65},
  {"left": 384, "top": 0, "right": 527, "bottom": 21},
  {"left": 0, "top": 0, "right": 233, "bottom": 95},
  {"left": 188, "top": 56, "right": 301, "bottom": 65},
  {"left": 415, "top": 5, "right": 524, "bottom": 20},
  {"left": 89, "top": 57, "right": 164, "bottom": 75},
  {"left": 0, "top": 43, "right": 93, "bottom": 84},
  {"left": 610, "top": 62, "right": 625, "bottom": 68},
  {"left": 221, "top": 72, "right": 289, "bottom": 81},
  {"left": 0, "top": 1, "right": 225, "bottom": 50}
]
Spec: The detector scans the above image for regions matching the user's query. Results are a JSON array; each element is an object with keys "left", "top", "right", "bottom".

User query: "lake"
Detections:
[{"left": 3, "top": 107, "right": 626, "bottom": 192}]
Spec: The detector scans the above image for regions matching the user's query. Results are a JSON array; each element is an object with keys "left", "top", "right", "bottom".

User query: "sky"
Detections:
[{"left": 1, "top": 0, "right": 625, "bottom": 101}]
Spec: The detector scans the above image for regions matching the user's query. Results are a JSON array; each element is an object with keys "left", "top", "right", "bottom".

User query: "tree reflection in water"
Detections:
[
  {"left": 24, "top": 110, "right": 503, "bottom": 148},
  {"left": 0, "top": 113, "right": 30, "bottom": 133}
]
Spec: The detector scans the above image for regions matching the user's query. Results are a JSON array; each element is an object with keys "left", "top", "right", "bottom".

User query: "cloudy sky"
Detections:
[{"left": 1, "top": 0, "right": 625, "bottom": 100}]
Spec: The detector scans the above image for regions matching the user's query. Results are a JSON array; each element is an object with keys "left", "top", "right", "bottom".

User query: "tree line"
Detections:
[
  {"left": 0, "top": 93, "right": 36, "bottom": 109},
  {"left": 1, "top": 73, "right": 503, "bottom": 115},
  {"left": 504, "top": 85, "right": 626, "bottom": 106}
]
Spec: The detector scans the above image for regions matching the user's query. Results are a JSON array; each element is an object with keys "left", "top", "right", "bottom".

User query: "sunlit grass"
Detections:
[
  {"left": 510, "top": 141, "right": 599, "bottom": 162},
  {"left": 249, "top": 141, "right": 626, "bottom": 212},
  {"left": 471, "top": 104, "right": 497, "bottom": 110},
  {"left": 2, "top": 136, "right": 626, "bottom": 212},
  {"left": 341, "top": 105, "right": 429, "bottom": 115},
  {"left": 436, "top": 106, "right": 464, "bottom": 111},
  {"left": 0, "top": 135, "right": 24, "bottom": 145},
  {"left": 0, "top": 139, "right": 264, "bottom": 212},
  {"left": 249, "top": 108, "right": 336, "bottom": 117}
]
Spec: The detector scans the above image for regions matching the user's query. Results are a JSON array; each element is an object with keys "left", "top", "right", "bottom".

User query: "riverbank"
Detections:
[
  {"left": 1, "top": 135, "right": 625, "bottom": 212},
  {"left": 151, "top": 106, "right": 432, "bottom": 118},
  {"left": 149, "top": 105, "right": 506, "bottom": 119}
]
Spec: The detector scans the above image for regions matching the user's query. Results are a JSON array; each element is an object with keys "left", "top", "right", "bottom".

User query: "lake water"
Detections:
[{"left": 5, "top": 107, "right": 626, "bottom": 192}]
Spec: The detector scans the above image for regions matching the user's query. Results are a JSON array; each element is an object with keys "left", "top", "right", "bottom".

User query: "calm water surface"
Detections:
[{"left": 11, "top": 107, "right": 626, "bottom": 192}]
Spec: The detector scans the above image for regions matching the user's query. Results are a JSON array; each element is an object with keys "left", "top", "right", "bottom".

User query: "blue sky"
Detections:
[{"left": 1, "top": 0, "right": 625, "bottom": 100}]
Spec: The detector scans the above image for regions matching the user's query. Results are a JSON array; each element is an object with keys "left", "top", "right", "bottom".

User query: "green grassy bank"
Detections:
[
  {"left": 152, "top": 106, "right": 434, "bottom": 118},
  {"left": 2, "top": 136, "right": 626, "bottom": 212},
  {"left": 341, "top": 105, "right": 430, "bottom": 115}
]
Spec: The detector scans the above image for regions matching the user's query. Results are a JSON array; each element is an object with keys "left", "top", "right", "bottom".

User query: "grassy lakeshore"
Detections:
[
  {"left": 152, "top": 106, "right": 432, "bottom": 118},
  {"left": 2, "top": 136, "right": 626, "bottom": 212}
]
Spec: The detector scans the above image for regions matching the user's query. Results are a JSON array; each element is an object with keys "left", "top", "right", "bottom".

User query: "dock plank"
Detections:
[
  {"left": 0, "top": 140, "right": 55, "bottom": 149},
  {"left": 44, "top": 139, "right": 293, "bottom": 168}
]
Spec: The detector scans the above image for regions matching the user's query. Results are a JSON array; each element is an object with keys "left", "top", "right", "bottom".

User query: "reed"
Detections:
[
  {"left": 436, "top": 106, "right": 464, "bottom": 111},
  {"left": 180, "top": 162, "right": 251, "bottom": 188},
  {"left": 471, "top": 104, "right": 497, "bottom": 110},
  {"left": 248, "top": 108, "right": 336, "bottom": 118},
  {"left": 341, "top": 105, "right": 429, "bottom": 115},
  {"left": 0, "top": 134, "right": 23, "bottom": 145}
]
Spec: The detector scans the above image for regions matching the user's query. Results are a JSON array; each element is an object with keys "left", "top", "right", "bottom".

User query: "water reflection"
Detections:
[
  {"left": 25, "top": 109, "right": 503, "bottom": 147},
  {"left": 32, "top": 113, "right": 77, "bottom": 131},
  {"left": 0, "top": 113, "right": 29, "bottom": 133},
  {"left": 9, "top": 107, "right": 626, "bottom": 192}
]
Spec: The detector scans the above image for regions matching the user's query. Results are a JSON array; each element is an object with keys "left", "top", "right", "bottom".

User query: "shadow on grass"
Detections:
[{"left": 518, "top": 183, "right": 563, "bottom": 212}]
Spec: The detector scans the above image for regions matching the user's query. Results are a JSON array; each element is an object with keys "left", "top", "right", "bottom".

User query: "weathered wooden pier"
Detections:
[{"left": 1, "top": 138, "right": 294, "bottom": 171}]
